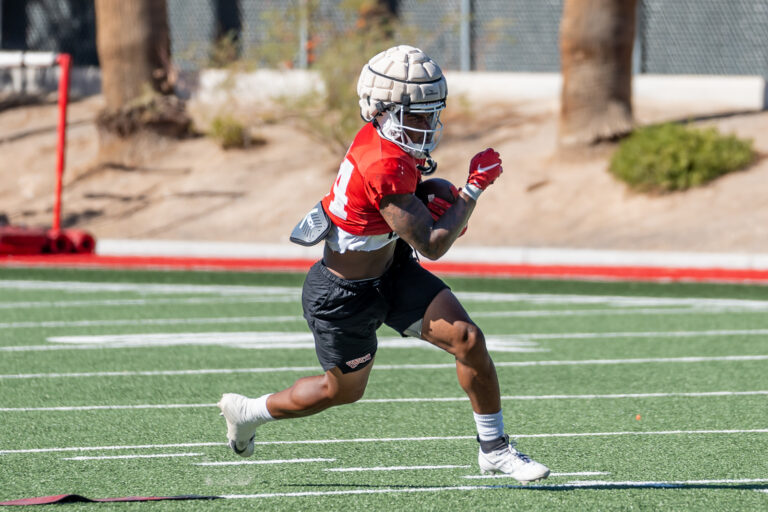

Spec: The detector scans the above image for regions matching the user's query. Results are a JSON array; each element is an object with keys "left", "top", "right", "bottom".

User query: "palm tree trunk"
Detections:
[
  {"left": 95, "top": 0, "right": 162, "bottom": 112},
  {"left": 94, "top": 0, "right": 188, "bottom": 159},
  {"left": 559, "top": 0, "right": 637, "bottom": 148}
]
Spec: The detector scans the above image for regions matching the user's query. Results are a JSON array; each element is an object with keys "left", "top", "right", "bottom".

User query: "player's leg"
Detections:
[
  {"left": 382, "top": 245, "right": 499, "bottom": 413},
  {"left": 419, "top": 288, "right": 549, "bottom": 483},
  {"left": 219, "top": 260, "right": 383, "bottom": 457},
  {"left": 384, "top": 247, "right": 547, "bottom": 482},
  {"left": 266, "top": 361, "right": 374, "bottom": 418},
  {"left": 420, "top": 288, "right": 500, "bottom": 413},
  {"left": 218, "top": 362, "right": 373, "bottom": 456}
]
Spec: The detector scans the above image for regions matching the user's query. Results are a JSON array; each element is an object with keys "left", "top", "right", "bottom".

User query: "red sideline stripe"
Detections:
[
  {"left": 0, "top": 254, "right": 316, "bottom": 272},
  {"left": 3, "top": 253, "right": 768, "bottom": 283}
]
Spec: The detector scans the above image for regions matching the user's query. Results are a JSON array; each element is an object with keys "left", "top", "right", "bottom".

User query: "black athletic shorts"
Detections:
[{"left": 302, "top": 240, "right": 449, "bottom": 374}]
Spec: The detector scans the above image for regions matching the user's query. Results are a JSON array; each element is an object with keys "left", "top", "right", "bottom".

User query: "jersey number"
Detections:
[{"left": 328, "top": 158, "right": 354, "bottom": 220}]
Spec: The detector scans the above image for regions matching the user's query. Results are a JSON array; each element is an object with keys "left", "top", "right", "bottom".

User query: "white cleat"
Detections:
[
  {"left": 478, "top": 435, "right": 550, "bottom": 484},
  {"left": 217, "top": 393, "right": 266, "bottom": 457}
]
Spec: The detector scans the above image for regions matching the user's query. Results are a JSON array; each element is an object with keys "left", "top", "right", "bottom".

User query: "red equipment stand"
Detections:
[{"left": 0, "top": 52, "right": 96, "bottom": 256}]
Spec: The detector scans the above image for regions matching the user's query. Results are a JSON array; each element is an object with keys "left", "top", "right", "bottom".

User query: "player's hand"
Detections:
[
  {"left": 426, "top": 197, "right": 452, "bottom": 221},
  {"left": 463, "top": 148, "right": 502, "bottom": 201},
  {"left": 426, "top": 195, "right": 467, "bottom": 237},
  {"left": 425, "top": 182, "right": 460, "bottom": 220}
]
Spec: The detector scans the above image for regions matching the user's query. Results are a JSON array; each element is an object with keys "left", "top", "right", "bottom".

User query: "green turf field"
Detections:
[{"left": 1, "top": 266, "right": 767, "bottom": 510}]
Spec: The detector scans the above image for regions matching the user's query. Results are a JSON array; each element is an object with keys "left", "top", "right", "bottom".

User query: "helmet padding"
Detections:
[
  {"left": 358, "top": 45, "right": 447, "bottom": 121},
  {"left": 357, "top": 45, "right": 447, "bottom": 159}
]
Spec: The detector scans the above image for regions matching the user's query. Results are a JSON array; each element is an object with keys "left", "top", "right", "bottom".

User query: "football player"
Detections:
[{"left": 218, "top": 45, "right": 549, "bottom": 483}]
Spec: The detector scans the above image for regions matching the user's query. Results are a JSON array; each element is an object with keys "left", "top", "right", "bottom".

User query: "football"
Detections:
[{"left": 414, "top": 177, "right": 458, "bottom": 206}]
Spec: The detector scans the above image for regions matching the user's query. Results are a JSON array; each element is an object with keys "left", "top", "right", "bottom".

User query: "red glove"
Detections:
[
  {"left": 463, "top": 148, "right": 502, "bottom": 201},
  {"left": 426, "top": 197, "right": 452, "bottom": 221},
  {"left": 426, "top": 193, "right": 468, "bottom": 237}
]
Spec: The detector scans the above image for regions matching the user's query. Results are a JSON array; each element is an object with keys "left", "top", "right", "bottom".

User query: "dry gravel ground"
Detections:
[{"left": 1, "top": 94, "right": 767, "bottom": 254}]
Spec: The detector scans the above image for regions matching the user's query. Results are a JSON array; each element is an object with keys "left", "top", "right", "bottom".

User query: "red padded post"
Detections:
[{"left": 52, "top": 53, "right": 71, "bottom": 233}]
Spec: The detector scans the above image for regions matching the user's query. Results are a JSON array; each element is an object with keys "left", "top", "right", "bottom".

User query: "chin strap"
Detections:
[
  {"left": 372, "top": 117, "right": 438, "bottom": 175},
  {"left": 417, "top": 156, "right": 437, "bottom": 175}
]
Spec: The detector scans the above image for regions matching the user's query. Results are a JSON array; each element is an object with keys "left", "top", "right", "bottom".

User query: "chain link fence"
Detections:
[
  {"left": 1, "top": 0, "right": 767, "bottom": 76},
  {"left": 639, "top": 0, "right": 768, "bottom": 76},
  {"left": 0, "top": 0, "right": 97, "bottom": 66}
]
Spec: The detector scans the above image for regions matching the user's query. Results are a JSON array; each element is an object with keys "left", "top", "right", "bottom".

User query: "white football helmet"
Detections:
[{"left": 357, "top": 45, "right": 447, "bottom": 169}]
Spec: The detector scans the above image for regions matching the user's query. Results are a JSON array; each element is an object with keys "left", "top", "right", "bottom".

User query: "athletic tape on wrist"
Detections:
[{"left": 462, "top": 183, "right": 483, "bottom": 201}]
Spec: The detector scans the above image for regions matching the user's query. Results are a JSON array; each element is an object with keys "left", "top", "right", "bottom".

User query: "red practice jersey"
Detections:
[{"left": 321, "top": 123, "right": 421, "bottom": 236}]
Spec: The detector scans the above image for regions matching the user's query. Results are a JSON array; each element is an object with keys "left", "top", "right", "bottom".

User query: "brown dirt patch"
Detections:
[{"left": 2, "top": 95, "right": 767, "bottom": 253}]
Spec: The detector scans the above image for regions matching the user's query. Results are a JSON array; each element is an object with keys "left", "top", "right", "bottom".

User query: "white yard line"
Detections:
[
  {"left": 470, "top": 307, "right": 768, "bottom": 318},
  {"left": 40, "top": 328, "right": 768, "bottom": 343},
  {"left": 3, "top": 327, "right": 768, "bottom": 353},
  {"left": 493, "top": 355, "right": 768, "bottom": 366},
  {"left": 324, "top": 465, "right": 470, "bottom": 472},
  {"left": 455, "top": 292, "right": 768, "bottom": 309},
  {"left": 0, "top": 280, "right": 298, "bottom": 296},
  {"left": 0, "top": 316, "right": 303, "bottom": 329},
  {"left": 0, "top": 304, "right": 754, "bottom": 318},
  {"left": 3, "top": 429, "right": 767, "bottom": 455},
  {"left": 6, "top": 280, "right": 768, "bottom": 310},
  {"left": 3, "top": 391, "right": 766, "bottom": 412},
  {"left": 360, "top": 390, "right": 768, "bottom": 403},
  {"left": 515, "top": 329, "right": 768, "bottom": 340},
  {"left": 0, "top": 336, "right": 545, "bottom": 353},
  {"left": 0, "top": 343, "right": 533, "bottom": 353},
  {"left": 219, "top": 478, "right": 768, "bottom": 499},
  {"left": 0, "top": 367, "right": 323, "bottom": 379},
  {"left": 3, "top": 354, "right": 768, "bottom": 378},
  {"left": 1, "top": 307, "right": 762, "bottom": 329},
  {"left": 0, "top": 442, "right": 224, "bottom": 455},
  {"left": 0, "top": 296, "right": 298, "bottom": 310},
  {"left": 0, "top": 403, "right": 216, "bottom": 412},
  {"left": 512, "top": 429, "right": 768, "bottom": 439},
  {"left": 2, "top": 300, "right": 766, "bottom": 318},
  {"left": 385, "top": 354, "right": 768, "bottom": 369},
  {"left": 63, "top": 453, "right": 203, "bottom": 461},
  {"left": 562, "top": 478, "right": 768, "bottom": 487},
  {"left": 464, "top": 471, "right": 610, "bottom": 479},
  {"left": 195, "top": 458, "right": 336, "bottom": 466}
]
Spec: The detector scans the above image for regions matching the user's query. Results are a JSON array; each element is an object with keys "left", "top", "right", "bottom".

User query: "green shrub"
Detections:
[
  {"left": 609, "top": 123, "right": 754, "bottom": 192},
  {"left": 208, "top": 115, "right": 247, "bottom": 149},
  {"left": 199, "top": 2, "right": 426, "bottom": 153},
  {"left": 293, "top": 2, "right": 400, "bottom": 153}
]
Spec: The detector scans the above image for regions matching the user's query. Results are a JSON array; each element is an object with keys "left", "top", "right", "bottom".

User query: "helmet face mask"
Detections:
[
  {"left": 378, "top": 100, "right": 444, "bottom": 157},
  {"left": 357, "top": 45, "right": 447, "bottom": 161}
]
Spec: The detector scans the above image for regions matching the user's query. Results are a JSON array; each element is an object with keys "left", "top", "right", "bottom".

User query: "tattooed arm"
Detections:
[{"left": 379, "top": 192, "right": 475, "bottom": 260}]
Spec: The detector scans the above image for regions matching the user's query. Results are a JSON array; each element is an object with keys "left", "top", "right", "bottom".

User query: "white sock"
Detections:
[
  {"left": 473, "top": 410, "right": 504, "bottom": 441},
  {"left": 250, "top": 393, "right": 275, "bottom": 422}
]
